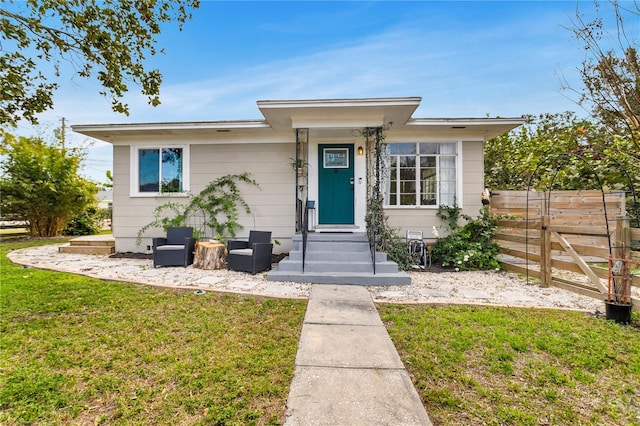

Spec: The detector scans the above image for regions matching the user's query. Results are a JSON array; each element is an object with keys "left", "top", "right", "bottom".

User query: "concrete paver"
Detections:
[
  {"left": 458, "top": 288, "right": 493, "bottom": 300},
  {"left": 286, "top": 367, "right": 431, "bottom": 425},
  {"left": 296, "top": 323, "right": 404, "bottom": 369},
  {"left": 304, "top": 284, "right": 383, "bottom": 326},
  {"left": 416, "top": 288, "right": 449, "bottom": 298},
  {"left": 226, "top": 280, "right": 259, "bottom": 290}
]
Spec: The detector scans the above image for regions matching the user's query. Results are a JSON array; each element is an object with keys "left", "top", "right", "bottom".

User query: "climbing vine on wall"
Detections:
[
  {"left": 361, "top": 126, "right": 413, "bottom": 270},
  {"left": 136, "top": 172, "right": 259, "bottom": 245}
]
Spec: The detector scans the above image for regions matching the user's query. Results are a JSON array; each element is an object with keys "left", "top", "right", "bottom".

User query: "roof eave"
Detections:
[{"left": 71, "top": 120, "right": 270, "bottom": 142}]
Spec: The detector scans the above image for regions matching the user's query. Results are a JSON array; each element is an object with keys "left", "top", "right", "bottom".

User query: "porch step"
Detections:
[
  {"left": 267, "top": 233, "right": 411, "bottom": 286},
  {"left": 69, "top": 237, "right": 115, "bottom": 247},
  {"left": 287, "top": 250, "right": 387, "bottom": 262},
  {"left": 59, "top": 244, "right": 115, "bottom": 255},
  {"left": 275, "top": 259, "right": 400, "bottom": 274},
  {"left": 59, "top": 235, "right": 115, "bottom": 255},
  {"left": 267, "top": 270, "right": 411, "bottom": 286}
]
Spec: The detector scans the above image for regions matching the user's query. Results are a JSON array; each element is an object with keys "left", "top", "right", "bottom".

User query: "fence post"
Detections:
[
  {"left": 540, "top": 215, "right": 551, "bottom": 288},
  {"left": 613, "top": 216, "right": 631, "bottom": 260}
]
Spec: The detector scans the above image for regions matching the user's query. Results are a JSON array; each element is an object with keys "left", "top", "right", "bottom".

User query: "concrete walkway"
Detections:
[{"left": 285, "top": 284, "right": 432, "bottom": 425}]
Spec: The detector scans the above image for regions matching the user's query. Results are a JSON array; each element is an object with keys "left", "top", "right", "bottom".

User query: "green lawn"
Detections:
[
  {"left": 0, "top": 239, "right": 306, "bottom": 425},
  {"left": 379, "top": 304, "right": 640, "bottom": 425},
  {"left": 3, "top": 238, "right": 639, "bottom": 425}
]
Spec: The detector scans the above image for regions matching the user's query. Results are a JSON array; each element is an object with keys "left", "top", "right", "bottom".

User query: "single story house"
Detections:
[{"left": 73, "top": 97, "right": 524, "bottom": 260}]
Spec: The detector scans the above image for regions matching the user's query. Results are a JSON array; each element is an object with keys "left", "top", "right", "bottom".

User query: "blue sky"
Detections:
[{"left": 9, "top": 0, "right": 631, "bottom": 183}]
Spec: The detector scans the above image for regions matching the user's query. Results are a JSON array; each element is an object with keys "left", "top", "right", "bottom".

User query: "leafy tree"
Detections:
[
  {"left": 485, "top": 112, "right": 640, "bottom": 226},
  {"left": 564, "top": 0, "right": 640, "bottom": 151},
  {"left": 103, "top": 170, "right": 114, "bottom": 189},
  {"left": 485, "top": 2, "right": 640, "bottom": 225},
  {"left": 0, "top": 130, "right": 98, "bottom": 236},
  {"left": 486, "top": 112, "right": 638, "bottom": 190},
  {"left": 486, "top": 112, "right": 593, "bottom": 190},
  {"left": 0, "top": 0, "right": 199, "bottom": 127}
]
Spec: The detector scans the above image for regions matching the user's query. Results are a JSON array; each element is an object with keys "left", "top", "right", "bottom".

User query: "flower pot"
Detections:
[{"left": 605, "top": 301, "right": 632, "bottom": 325}]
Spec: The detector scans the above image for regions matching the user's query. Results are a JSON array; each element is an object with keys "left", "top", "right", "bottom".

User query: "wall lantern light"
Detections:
[{"left": 357, "top": 146, "right": 364, "bottom": 156}]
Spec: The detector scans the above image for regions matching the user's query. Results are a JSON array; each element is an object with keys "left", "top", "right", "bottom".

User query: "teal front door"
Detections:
[{"left": 318, "top": 144, "right": 354, "bottom": 224}]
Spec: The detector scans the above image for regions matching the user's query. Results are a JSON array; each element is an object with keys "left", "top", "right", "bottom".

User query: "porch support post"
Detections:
[
  {"left": 375, "top": 127, "right": 381, "bottom": 203},
  {"left": 294, "top": 128, "right": 309, "bottom": 233}
]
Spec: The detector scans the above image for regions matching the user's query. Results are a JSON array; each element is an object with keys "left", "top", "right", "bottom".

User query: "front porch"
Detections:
[{"left": 267, "top": 232, "right": 410, "bottom": 286}]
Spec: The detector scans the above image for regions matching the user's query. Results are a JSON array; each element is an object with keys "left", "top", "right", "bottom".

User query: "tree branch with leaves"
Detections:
[
  {"left": 0, "top": 0, "right": 199, "bottom": 127},
  {"left": 562, "top": 0, "right": 640, "bottom": 151}
]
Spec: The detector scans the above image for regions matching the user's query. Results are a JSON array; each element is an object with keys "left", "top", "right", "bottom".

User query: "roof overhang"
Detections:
[
  {"left": 72, "top": 97, "right": 524, "bottom": 143},
  {"left": 71, "top": 120, "right": 270, "bottom": 143},
  {"left": 405, "top": 117, "right": 526, "bottom": 140},
  {"left": 257, "top": 97, "right": 422, "bottom": 130}
]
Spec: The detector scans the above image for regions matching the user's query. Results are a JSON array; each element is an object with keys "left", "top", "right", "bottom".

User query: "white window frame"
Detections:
[
  {"left": 323, "top": 147, "right": 350, "bottom": 169},
  {"left": 130, "top": 145, "right": 190, "bottom": 197},
  {"left": 384, "top": 141, "right": 459, "bottom": 208}
]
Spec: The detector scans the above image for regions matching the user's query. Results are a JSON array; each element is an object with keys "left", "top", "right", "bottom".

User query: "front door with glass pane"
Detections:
[{"left": 318, "top": 144, "right": 354, "bottom": 224}]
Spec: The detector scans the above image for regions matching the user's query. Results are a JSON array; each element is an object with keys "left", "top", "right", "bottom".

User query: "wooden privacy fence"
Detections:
[{"left": 491, "top": 190, "right": 640, "bottom": 311}]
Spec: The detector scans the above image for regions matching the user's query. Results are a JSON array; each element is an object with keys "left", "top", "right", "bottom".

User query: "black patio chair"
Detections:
[
  {"left": 227, "top": 230, "right": 273, "bottom": 274},
  {"left": 152, "top": 227, "right": 196, "bottom": 267}
]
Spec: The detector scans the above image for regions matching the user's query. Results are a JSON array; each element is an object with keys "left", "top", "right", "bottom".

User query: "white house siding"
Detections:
[
  {"left": 190, "top": 143, "right": 295, "bottom": 252},
  {"left": 112, "top": 144, "right": 137, "bottom": 252},
  {"left": 112, "top": 137, "right": 486, "bottom": 253},
  {"left": 385, "top": 140, "right": 485, "bottom": 240},
  {"left": 460, "top": 140, "right": 485, "bottom": 216},
  {"left": 111, "top": 142, "right": 297, "bottom": 253}
]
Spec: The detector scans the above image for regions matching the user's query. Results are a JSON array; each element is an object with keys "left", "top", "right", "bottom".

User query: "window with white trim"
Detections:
[
  {"left": 384, "top": 142, "right": 457, "bottom": 207},
  {"left": 133, "top": 146, "right": 187, "bottom": 195}
]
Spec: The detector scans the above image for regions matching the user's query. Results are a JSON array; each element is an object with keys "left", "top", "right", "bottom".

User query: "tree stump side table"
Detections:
[{"left": 193, "top": 241, "right": 227, "bottom": 270}]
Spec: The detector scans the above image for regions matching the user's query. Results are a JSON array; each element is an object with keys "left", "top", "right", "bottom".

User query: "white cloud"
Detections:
[{"left": 8, "top": 1, "right": 599, "bottom": 183}]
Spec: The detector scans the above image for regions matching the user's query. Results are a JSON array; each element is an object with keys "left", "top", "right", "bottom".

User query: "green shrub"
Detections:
[
  {"left": 63, "top": 206, "right": 102, "bottom": 236},
  {"left": 431, "top": 204, "right": 501, "bottom": 271}
]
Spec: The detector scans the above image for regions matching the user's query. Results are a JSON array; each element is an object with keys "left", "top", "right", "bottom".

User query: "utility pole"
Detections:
[{"left": 60, "top": 117, "right": 66, "bottom": 150}]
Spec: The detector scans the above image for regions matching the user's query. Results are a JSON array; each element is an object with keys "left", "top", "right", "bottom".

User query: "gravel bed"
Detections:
[{"left": 8, "top": 244, "right": 606, "bottom": 311}]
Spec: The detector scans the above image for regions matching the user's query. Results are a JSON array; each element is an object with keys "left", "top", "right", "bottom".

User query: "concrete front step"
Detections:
[
  {"left": 59, "top": 244, "right": 115, "bottom": 255},
  {"left": 269, "top": 233, "right": 410, "bottom": 285},
  {"left": 295, "top": 232, "right": 368, "bottom": 242},
  {"left": 275, "top": 259, "right": 401, "bottom": 274},
  {"left": 288, "top": 250, "right": 383, "bottom": 262},
  {"left": 267, "top": 270, "right": 411, "bottom": 286},
  {"left": 293, "top": 233, "right": 367, "bottom": 247},
  {"left": 294, "top": 242, "right": 371, "bottom": 253}
]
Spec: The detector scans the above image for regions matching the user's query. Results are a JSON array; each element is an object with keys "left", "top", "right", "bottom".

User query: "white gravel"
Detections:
[
  {"left": 8, "top": 244, "right": 606, "bottom": 312},
  {"left": 370, "top": 270, "right": 605, "bottom": 311}
]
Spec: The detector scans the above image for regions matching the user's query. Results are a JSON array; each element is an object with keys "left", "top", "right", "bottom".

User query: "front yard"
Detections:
[
  {"left": 1, "top": 238, "right": 638, "bottom": 425},
  {"left": 0, "top": 239, "right": 306, "bottom": 425},
  {"left": 380, "top": 304, "right": 640, "bottom": 425}
]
